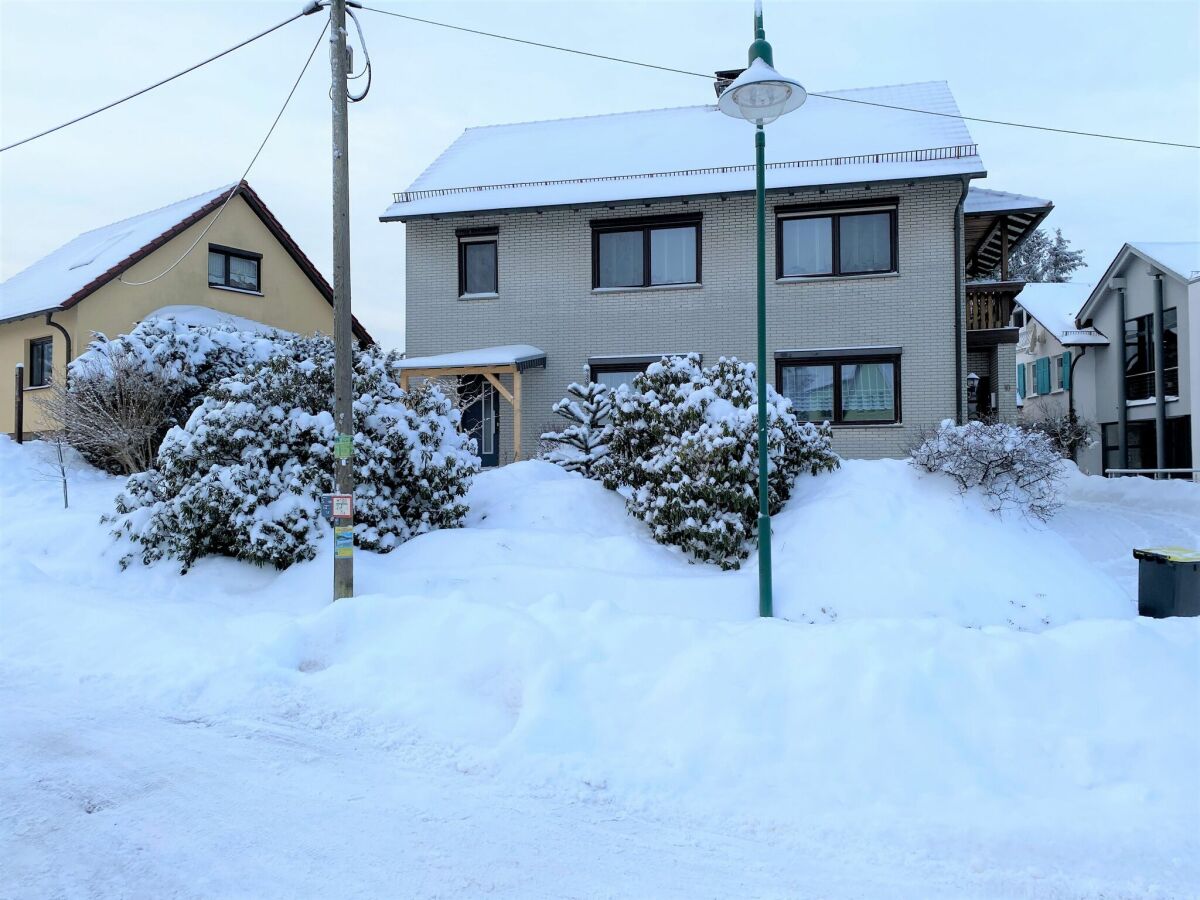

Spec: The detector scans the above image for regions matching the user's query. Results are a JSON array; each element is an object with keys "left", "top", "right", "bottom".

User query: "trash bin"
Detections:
[{"left": 1133, "top": 547, "right": 1200, "bottom": 618}]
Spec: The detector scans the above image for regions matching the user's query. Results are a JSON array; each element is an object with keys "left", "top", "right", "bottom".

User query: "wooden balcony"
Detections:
[{"left": 966, "top": 281, "right": 1025, "bottom": 331}]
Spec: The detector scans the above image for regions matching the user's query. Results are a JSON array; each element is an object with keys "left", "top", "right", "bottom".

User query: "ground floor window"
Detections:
[
  {"left": 1101, "top": 417, "right": 1192, "bottom": 476},
  {"left": 28, "top": 336, "right": 53, "bottom": 387},
  {"left": 776, "top": 354, "right": 901, "bottom": 425},
  {"left": 588, "top": 354, "right": 698, "bottom": 392}
]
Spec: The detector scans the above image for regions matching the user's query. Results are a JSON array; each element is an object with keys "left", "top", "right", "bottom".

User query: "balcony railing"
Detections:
[
  {"left": 1126, "top": 369, "right": 1180, "bottom": 402},
  {"left": 965, "top": 281, "right": 1024, "bottom": 330}
]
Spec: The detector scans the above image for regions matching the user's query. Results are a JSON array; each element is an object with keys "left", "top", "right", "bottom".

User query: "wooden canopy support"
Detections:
[{"left": 398, "top": 363, "right": 526, "bottom": 460}]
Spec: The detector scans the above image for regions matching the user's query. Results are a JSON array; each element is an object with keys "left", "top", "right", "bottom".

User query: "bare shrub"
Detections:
[
  {"left": 40, "top": 357, "right": 175, "bottom": 475},
  {"left": 910, "top": 419, "right": 1064, "bottom": 521},
  {"left": 1020, "top": 410, "right": 1096, "bottom": 459}
]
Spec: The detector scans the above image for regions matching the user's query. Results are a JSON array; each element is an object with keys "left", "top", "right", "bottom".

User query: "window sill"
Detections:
[
  {"left": 592, "top": 282, "right": 702, "bottom": 296},
  {"left": 776, "top": 271, "right": 899, "bottom": 285},
  {"left": 459, "top": 292, "right": 499, "bottom": 301},
  {"left": 830, "top": 421, "right": 904, "bottom": 429},
  {"left": 209, "top": 284, "right": 263, "bottom": 297},
  {"left": 1127, "top": 397, "right": 1180, "bottom": 407},
  {"left": 23, "top": 384, "right": 51, "bottom": 392}
]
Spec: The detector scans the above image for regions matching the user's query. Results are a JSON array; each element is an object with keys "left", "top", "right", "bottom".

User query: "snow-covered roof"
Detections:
[
  {"left": 1130, "top": 242, "right": 1200, "bottom": 283},
  {"left": 395, "top": 344, "right": 547, "bottom": 371},
  {"left": 1017, "top": 283, "right": 1108, "bottom": 346},
  {"left": 964, "top": 187, "right": 1052, "bottom": 215},
  {"left": 383, "top": 81, "right": 984, "bottom": 219},
  {"left": 0, "top": 185, "right": 235, "bottom": 323}
]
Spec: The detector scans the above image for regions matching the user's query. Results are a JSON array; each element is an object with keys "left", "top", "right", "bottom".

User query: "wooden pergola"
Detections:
[{"left": 395, "top": 344, "right": 546, "bottom": 460}]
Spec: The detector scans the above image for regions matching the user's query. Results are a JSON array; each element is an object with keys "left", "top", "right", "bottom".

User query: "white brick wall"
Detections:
[{"left": 404, "top": 180, "right": 967, "bottom": 462}]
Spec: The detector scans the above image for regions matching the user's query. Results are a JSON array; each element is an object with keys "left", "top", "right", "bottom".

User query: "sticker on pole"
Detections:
[
  {"left": 330, "top": 494, "right": 353, "bottom": 518},
  {"left": 334, "top": 525, "right": 354, "bottom": 558},
  {"left": 334, "top": 434, "right": 353, "bottom": 460}
]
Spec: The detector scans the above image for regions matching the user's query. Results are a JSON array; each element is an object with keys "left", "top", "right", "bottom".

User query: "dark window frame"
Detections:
[
  {"left": 1125, "top": 308, "right": 1180, "bottom": 401},
  {"left": 590, "top": 213, "right": 703, "bottom": 289},
  {"left": 28, "top": 336, "right": 53, "bottom": 388},
  {"left": 208, "top": 243, "right": 262, "bottom": 293},
  {"left": 456, "top": 226, "right": 499, "bottom": 297},
  {"left": 775, "top": 352, "right": 902, "bottom": 426},
  {"left": 774, "top": 200, "right": 898, "bottom": 279}
]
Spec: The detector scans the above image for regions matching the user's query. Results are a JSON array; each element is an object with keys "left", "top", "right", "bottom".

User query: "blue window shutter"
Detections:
[
  {"left": 1017, "top": 363, "right": 1026, "bottom": 399},
  {"left": 1036, "top": 358, "right": 1050, "bottom": 394},
  {"left": 1061, "top": 352, "right": 1071, "bottom": 391}
]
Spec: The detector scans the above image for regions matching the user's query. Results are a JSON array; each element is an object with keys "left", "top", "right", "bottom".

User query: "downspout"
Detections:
[
  {"left": 953, "top": 177, "right": 968, "bottom": 424},
  {"left": 45, "top": 311, "right": 73, "bottom": 385},
  {"left": 1115, "top": 286, "right": 1128, "bottom": 468},
  {"left": 1068, "top": 345, "right": 1087, "bottom": 464},
  {"left": 1152, "top": 272, "right": 1167, "bottom": 469}
]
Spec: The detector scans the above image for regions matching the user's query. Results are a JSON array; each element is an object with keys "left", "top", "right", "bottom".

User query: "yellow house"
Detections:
[{"left": 0, "top": 181, "right": 371, "bottom": 437}]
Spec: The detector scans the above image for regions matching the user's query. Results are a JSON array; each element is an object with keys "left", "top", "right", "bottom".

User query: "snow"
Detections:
[
  {"left": 141, "top": 304, "right": 292, "bottom": 336},
  {"left": 1015, "top": 281, "right": 1108, "bottom": 345},
  {"left": 964, "top": 186, "right": 1052, "bottom": 214},
  {"left": 1130, "top": 241, "right": 1200, "bottom": 283},
  {"left": 384, "top": 81, "right": 984, "bottom": 218},
  {"left": 0, "top": 185, "right": 234, "bottom": 323},
  {"left": 395, "top": 343, "right": 545, "bottom": 369},
  {"left": 2, "top": 437, "right": 1198, "bottom": 897}
]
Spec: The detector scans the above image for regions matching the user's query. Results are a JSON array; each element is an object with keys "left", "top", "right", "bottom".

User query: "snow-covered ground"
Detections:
[{"left": 2, "top": 437, "right": 1197, "bottom": 898}]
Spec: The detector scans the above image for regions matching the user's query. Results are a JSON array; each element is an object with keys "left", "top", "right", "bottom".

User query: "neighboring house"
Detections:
[
  {"left": 1012, "top": 282, "right": 1106, "bottom": 421},
  {"left": 1071, "top": 242, "right": 1198, "bottom": 477},
  {"left": 385, "top": 76, "right": 1051, "bottom": 465},
  {"left": 0, "top": 181, "right": 371, "bottom": 438}
]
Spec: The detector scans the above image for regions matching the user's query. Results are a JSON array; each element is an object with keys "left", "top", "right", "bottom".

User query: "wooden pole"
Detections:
[
  {"left": 1000, "top": 216, "right": 1010, "bottom": 281},
  {"left": 330, "top": 0, "right": 355, "bottom": 601},
  {"left": 512, "top": 371, "right": 523, "bottom": 461},
  {"left": 14, "top": 364, "right": 23, "bottom": 444}
]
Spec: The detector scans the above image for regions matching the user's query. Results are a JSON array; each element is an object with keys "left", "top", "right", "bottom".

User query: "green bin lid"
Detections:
[{"left": 1132, "top": 546, "right": 1200, "bottom": 563}]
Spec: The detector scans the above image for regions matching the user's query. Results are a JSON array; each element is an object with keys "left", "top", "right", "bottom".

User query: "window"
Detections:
[
  {"left": 588, "top": 354, "right": 698, "bottom": 392},
  {"left": 28, "top": 337, "right": 53, "bottom": 388},
  {"left": 777, "top": 354, "right": 900, "bottom": 425},
  {"left": 591, "top": 215, "right": 701, "bottom": 289},
  {"left": 777, "top": 203, "right": 896, "bottom": 278},
  {"left": 1103, "top": 417, "right": 1193, "bottom": 476},
  {"left": 457, "top": 227, "right": 498, "bottom": 297},
  {"left": 208, "top": 245, "right": 261, "bottom": 292},
  {"left": 1125, "top": 309, "right": 1180, "bottom": 401}
]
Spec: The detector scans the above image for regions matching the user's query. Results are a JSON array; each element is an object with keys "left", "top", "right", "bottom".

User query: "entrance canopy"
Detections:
[{"left": 395, "top": 344, "right": 546, "bottom": 460}]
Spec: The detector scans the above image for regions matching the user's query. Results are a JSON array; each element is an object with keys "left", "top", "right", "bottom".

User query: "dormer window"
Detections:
[{"left": 208, "top": 245, "right": 261, "bottom": 293}]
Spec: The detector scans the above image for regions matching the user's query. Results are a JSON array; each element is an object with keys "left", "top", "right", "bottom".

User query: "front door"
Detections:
[{"left": 460, "top": 375, "right": 500, "bottom": 467}]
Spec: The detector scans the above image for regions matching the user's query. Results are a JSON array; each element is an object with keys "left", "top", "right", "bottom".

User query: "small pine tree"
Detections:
[
  {"left": 1043, "top": 228, "right": 1086, "bottom": 282},
  {"left": 541, "top": 374, "right": 613, "bottom": 478}
]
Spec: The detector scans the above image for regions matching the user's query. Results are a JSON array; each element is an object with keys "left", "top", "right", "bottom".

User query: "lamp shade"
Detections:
[{"left": 717, "top": 57, "right": 807, "bottom": 125}]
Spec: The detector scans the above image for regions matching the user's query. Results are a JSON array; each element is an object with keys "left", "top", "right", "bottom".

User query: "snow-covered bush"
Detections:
[
  {"left": 540, "top": 374, "right": 613, "bottom": 479},
  {"left": 910, "top": 419, "right": 1064, "bottom": 521},
  {"left": 604, "top": 354, "right": 838, "bottom": 569},
  {"left": 108, "top": 336, "right": 478, "bottom": 572},
  {"left": 64, "top": 314, "right": 286, "bottom": 474},
  {"left": 1020, "top": 410, "right": 1095, "bottom": 459}
]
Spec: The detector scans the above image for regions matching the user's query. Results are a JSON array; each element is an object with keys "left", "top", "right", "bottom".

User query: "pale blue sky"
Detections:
[{"left": 2, "top": 0, "right": 1197, "bottom": 351}]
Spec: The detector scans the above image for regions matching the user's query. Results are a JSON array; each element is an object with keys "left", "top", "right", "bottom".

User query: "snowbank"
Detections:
[{"left": 2, "top": 437, "right": 1198, "bottom": 894}]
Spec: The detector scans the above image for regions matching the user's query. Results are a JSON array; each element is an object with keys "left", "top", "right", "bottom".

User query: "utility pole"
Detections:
[{"left": 330, "top": 0, "right": 355, "bottom": 600}]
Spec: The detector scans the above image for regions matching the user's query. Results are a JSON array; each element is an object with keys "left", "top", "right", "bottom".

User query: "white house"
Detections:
[{"left": 1013, "top": 282, "right": 1106, "bottom": 422}]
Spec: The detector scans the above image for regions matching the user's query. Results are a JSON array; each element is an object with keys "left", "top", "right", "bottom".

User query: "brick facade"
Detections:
[{"left": 404, "top": 179, "right": 968, "bottom": 463}]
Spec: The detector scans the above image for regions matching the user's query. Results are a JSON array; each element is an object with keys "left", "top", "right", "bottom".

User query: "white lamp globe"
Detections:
[{"left": 718, "top": 58, "right": 807, "bottom": 125}]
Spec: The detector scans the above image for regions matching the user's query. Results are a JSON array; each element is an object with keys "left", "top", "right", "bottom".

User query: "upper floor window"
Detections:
[
  {"left": 1125, "top": 309, "right": 1179, "bottom": 401},
  {"left": 208, "top": 245, "right": 261, "bottom": 292},
  {"left": 457, "top": 227, "right": 498, "bottom": 297},
  {"left": 776, "top": 351, "right": 901, "bottom": 425},
  {"left": 776, "top": 203, "right": 897, "bottom": 278},
  {"left": 591, "top": 215, "right": 701, "bottom": 289},
  {"left": 29, "top": 337, "right": 53, "bottom": 388}
]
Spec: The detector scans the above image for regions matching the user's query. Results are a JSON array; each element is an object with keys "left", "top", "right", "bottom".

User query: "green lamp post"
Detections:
[{"left": 717, "top": 1, "right": 806, "bottom": 618}]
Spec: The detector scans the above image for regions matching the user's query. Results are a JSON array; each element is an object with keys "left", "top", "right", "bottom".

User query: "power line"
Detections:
[
  {"left": 361, "top": 4, "right": 1200, "bottom": 151},
  {"left": 1, "top": 8, "right": 313, "bottom": 153},
  {"left": 120, "top": 21, "right": 329, "bottom": 286}
]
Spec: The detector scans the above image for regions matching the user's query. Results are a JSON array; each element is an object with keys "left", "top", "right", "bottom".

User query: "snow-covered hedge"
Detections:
[
  {"left": 108, "top": 336, "right": 478, "bottom": 572},
  {"left": 603, "top": 354, "right": 838, "bottom": 569},
  {"left": 65, "top": 313, "right": 286, "bottom": 473},
  {"left": 540, "top": 374, "right": 613, "bottom": 479},
  {"left": 910, "top": 419, "right": 1064, "bottom": 521}
]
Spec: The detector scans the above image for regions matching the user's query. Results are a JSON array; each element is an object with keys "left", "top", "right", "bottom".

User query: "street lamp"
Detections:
[{"left": 718, "top": 0, "right": 806, "bottom": 618}]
